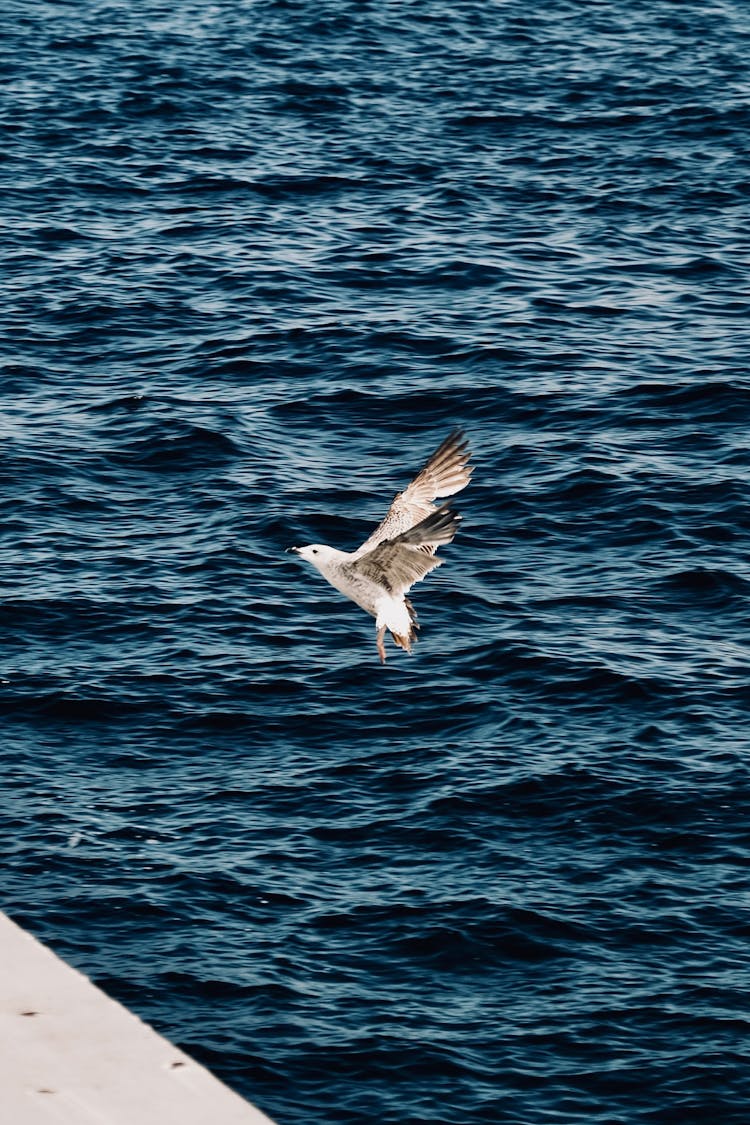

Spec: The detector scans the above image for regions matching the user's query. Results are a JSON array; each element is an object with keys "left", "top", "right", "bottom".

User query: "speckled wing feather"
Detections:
[
  {"left": 352, "top": 429, "right": 472, "bottom": 558},
  {"left": 345, "top": 504, "right": 461, "bottom": 595}
]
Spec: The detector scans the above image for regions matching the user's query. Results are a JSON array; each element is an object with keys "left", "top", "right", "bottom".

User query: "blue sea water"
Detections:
[{"left": 3, "top": 0, "right": 750, "bottom": 1121}]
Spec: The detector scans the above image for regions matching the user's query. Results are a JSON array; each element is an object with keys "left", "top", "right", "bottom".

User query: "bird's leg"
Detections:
[{"left": 376, "top": 626, "right": 387, "bottom": 664}]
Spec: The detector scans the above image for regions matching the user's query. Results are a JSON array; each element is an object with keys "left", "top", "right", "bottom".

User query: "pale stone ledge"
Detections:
[{"left": 0, "top": 910, "right": 277, "bottom": 1124}]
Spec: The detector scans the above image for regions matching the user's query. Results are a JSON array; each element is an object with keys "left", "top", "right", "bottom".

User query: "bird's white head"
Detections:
[{"left": 288, "top": 543, "right": 341, "bottom": 574}]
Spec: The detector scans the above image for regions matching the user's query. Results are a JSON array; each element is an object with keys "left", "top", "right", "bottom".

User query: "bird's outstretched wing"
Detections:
[
  {"left": 344, "top": 504, "right": 461, "bottom": 595},
  {"left": 352, "top": 429, "right": 471, "bottom": 558}
]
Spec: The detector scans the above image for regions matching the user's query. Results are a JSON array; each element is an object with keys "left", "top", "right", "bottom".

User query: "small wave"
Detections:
[
  {"left": 106, "top": 424, "right": 239, "bottom": 470},
  {"left": 614, "top": 380, "right": 750, "bottom": 419},
  {"left": 655, "top": 568, "right": 750, "bottom": 609},
  {"left": 34, "top": 225, "right": 93, "bottom": 243},
  {"left": 89, "top": 393, "right": 149, "bottom": 413}
]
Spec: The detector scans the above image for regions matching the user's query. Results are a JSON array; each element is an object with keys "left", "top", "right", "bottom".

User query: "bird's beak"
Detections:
[{"left": 286, "top": 546, "right": 301, "bottom": 555}]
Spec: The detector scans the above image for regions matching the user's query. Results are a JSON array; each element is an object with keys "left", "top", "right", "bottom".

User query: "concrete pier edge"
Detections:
[{"left": 0, "top": 910, "right": 276, "bottom": 1124}]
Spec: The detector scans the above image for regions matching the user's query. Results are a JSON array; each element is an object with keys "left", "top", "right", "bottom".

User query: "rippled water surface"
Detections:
[{"left": 3, "top": 1, "right": 750, "bottom": 1122}]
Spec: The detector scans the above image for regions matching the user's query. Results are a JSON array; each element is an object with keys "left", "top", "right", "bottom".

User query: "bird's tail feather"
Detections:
[{"left": 390, "top": 597, "right": 419, "bottom": 653}]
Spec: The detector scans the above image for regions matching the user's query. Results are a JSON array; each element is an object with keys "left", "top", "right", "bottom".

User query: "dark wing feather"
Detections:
[
  {"left": 345, "top": 504, "right": 461, "bottom": 595},
  {"left": 352, "top": 429, "right": 471, "bottom": 558}
]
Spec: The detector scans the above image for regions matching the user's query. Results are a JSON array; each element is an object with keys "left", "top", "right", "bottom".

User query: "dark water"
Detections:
[{"left": 3, "top": 1, "right": 750, "bottom": 1121}]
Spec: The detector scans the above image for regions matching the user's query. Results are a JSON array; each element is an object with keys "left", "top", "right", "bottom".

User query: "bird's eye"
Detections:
[{"left": 312, "top": 548, "right": 318, "bottom": 555}]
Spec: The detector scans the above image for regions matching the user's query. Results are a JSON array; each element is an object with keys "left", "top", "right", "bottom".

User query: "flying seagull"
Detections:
[{"left": 288, "top": 430, "right": 472, "bottom": 662}]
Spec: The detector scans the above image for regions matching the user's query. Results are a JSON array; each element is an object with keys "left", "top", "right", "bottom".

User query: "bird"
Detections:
[{"left": 288, "top": 429, "right": 472, "bottom": 663}]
